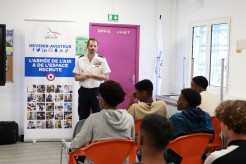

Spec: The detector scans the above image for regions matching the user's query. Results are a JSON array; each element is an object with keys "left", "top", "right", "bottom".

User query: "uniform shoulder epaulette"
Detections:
[
  {"left": 98, "top": 54, "right": 104, "bottom": 58},
  {"left": 79, "top": 55, "right": 84, "bottom": 58}
]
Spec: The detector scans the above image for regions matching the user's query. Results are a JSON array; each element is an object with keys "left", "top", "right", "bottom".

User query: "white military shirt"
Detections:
[{"left": 73, "top": 54, "right": 111, "bottom": 88}]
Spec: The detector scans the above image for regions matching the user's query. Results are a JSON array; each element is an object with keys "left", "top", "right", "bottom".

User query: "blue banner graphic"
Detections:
[{"left": 25, "top": 57, "right": 75, "bottom": 77}]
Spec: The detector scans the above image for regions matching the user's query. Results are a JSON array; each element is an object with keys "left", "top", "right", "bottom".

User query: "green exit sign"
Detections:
[{"left": 108, "top": 14, "right": 119, "bottom": 21}]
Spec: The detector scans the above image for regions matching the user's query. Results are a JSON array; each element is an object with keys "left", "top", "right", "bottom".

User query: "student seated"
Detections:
[
  {"left": 165, "top": 88, "right": 214, "bottom": 164},
  {"left": 127, "top": 79, "right": 169, "bottom": 120},
  {"left": 191, "top": 76, "right": 220, "bottom": 116},
  {"left": 204, "top": 100, "right": 246, "bottom": 164},
  {"left": 135, "top": 114, "right": 172, "bottom": 164},
  {"left": 70, "top": 80, "right": 135, "bottom": 164}
]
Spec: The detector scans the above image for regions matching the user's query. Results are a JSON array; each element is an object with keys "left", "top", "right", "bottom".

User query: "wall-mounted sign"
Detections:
[
  {"left": 76, "top": 36, "right": 88, "bottom": 56},
  {"left": 108, "top": 14, "right": 119, "bottom": 21},
  {"left": 6, "top": 29, "right": 13, "bottom": 82}
]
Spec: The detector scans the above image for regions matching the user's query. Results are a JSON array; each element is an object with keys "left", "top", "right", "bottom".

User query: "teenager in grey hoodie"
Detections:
[{"left": 71, "top": 80, "right": 135, "bottom": 163}]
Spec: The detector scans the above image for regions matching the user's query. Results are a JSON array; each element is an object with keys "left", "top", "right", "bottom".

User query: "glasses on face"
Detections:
[{"left": 96, "top": 96, "right": 101, "bottom": 100}]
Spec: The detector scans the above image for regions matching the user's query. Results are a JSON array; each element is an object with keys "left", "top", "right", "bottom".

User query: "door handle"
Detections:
[{"left": 130, "top": 75, "right": 135, "bottom": 84}]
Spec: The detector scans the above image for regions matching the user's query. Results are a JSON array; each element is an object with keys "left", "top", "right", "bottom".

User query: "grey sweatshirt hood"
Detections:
[{"left": 102, "top": 109, "right": 131, "bottom": 131}]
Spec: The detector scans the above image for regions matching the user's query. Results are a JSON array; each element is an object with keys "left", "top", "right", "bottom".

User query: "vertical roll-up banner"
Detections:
[{"left": 24, "top": 20, "right": 76, "bottom": 141}]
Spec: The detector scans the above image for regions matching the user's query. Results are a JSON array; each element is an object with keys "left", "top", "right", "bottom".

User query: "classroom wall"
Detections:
[
  {"left": 6, "top": 0, "right": 246, "bottom": 135},
  {"left": 0, "top": 0, "right": 173, "bottom": 134},
  {"left": 172, "top": 0, "right": 246, "bottom": 100}
]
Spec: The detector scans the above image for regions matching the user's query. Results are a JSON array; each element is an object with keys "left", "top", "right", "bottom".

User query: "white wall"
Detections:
[
  {"left": 4, "top": 0, "right": 246, "bottom": 135},
  {"left": 173, "top": 0, "right": 246, "bottom": 100},
  {"left": 4, "top": 0, "right": 246, "bottom": 136},
  {"left": 0, "top": 0, "right": 173, "bottom": 134}
]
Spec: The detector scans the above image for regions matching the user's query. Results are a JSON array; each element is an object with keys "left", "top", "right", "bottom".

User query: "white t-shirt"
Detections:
[{"left": 199, "top": 91, "right": 220, "bottom": 116}]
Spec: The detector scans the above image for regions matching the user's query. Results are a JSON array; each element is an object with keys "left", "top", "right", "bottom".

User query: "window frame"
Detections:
[{"left": 189, "top": 18, "right": 231, "bottom": 95}]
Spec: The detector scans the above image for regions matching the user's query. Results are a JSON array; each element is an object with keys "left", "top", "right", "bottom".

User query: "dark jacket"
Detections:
[{"left": 165, "top": 107, "right": 214, "bottom": 163}]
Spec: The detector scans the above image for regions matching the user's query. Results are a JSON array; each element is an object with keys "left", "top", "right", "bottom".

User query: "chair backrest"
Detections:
[
  {"left": 134, "top": 119, "right": 142, "bottom": 135},
  {"left": 211, "top": 116, "right": 221, "bottom": 142},
  {"left": 72, "top": 119, "right": 85, "bottom": 139},
  {"left": 69, "top": 139, "right": 135, "bottom": 164},
  {"left": 208, "top": 116, "right": 222, "bottom": 152},
  {"left": 167, "top": 133, "right": 212, "bottom": 164}
]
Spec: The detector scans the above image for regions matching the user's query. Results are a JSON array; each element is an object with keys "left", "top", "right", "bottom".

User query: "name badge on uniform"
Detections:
[{"left": 93, "top": 60, "right": 102, "bottom": 67}]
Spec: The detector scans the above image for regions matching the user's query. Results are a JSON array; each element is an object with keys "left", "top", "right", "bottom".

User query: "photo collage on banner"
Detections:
[{"left": 27, "top": 84, "right": 73, "bottom": 129}]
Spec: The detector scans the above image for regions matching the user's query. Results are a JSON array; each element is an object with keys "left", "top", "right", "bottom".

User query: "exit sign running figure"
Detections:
[{"left": 108, "top": 14, "right": 119, "bottom": 21}]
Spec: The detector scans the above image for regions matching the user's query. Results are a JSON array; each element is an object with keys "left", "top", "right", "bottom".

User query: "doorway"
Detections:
[{"left": 89, "top": 23, "right": 140, "bottom": 109}]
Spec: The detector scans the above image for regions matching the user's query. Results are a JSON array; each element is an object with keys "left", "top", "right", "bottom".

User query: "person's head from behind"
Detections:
[
  {"left": 191, "top": 76, "right": 208, "bottom": 93},
  {"left": 87, "top": 38, "right": 98, "bottom": 55},
  {"left": 177, "top": 88, "right": 201, "bottom": 110},
  {"left": 137, "top": 114, "right": 172, "bottom": 153},
  {"left": 134, "top": 79, "right": 153, "bottom": 102},
  {"left": 99, "top": 80, "right": 126, "bottom": 109},
  {"left": 215, "top": 100, "right": 246, "bottom": 140}
]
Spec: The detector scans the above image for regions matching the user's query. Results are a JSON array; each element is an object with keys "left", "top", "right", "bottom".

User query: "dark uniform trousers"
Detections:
[{"left": 78, "top": 86, "right": 100, "bottom": 120}]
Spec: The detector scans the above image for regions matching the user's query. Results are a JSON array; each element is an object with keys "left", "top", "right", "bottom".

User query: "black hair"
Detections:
[
  {"left": 140, "top": 114, "right": 173, "bottom": 150},
  {"left": 192, "top": 76, "right": 208, "bottom": 89},
  {"left": 181, "top": 88, "right": 201, "bottom": 108},
  {"left": 135, "top": 79, "right": 153, "bottom": 96},
  {"left": 99, "top": 80, "right": 126, "bottom": 107}
]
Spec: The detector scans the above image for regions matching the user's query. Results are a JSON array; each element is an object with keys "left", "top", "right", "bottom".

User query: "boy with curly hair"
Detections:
[{"left": 204, "top": 100, "right": 246, "bottom": 164}]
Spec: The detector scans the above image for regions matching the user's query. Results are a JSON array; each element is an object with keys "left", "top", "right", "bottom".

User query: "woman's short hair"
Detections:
[{"left": 99, "top": 80, "right": 126, "bottom": 107}]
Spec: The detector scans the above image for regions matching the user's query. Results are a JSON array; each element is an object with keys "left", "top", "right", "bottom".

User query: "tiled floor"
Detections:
[{"left": 0, "top": 141, "right": 68, "bottom": 164}]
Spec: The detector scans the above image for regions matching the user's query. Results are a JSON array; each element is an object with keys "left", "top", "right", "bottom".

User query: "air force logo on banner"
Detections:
[
  {"left": 45, "top": 27, "right": 61, "bottom": 39},
  {"left": 46, "top": 72, "right": 55, "bottom": 81}
]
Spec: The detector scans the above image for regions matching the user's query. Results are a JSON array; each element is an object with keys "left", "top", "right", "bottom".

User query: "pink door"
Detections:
[{"left": 89, "top": 23, "right": 140, "bottom": 109}]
